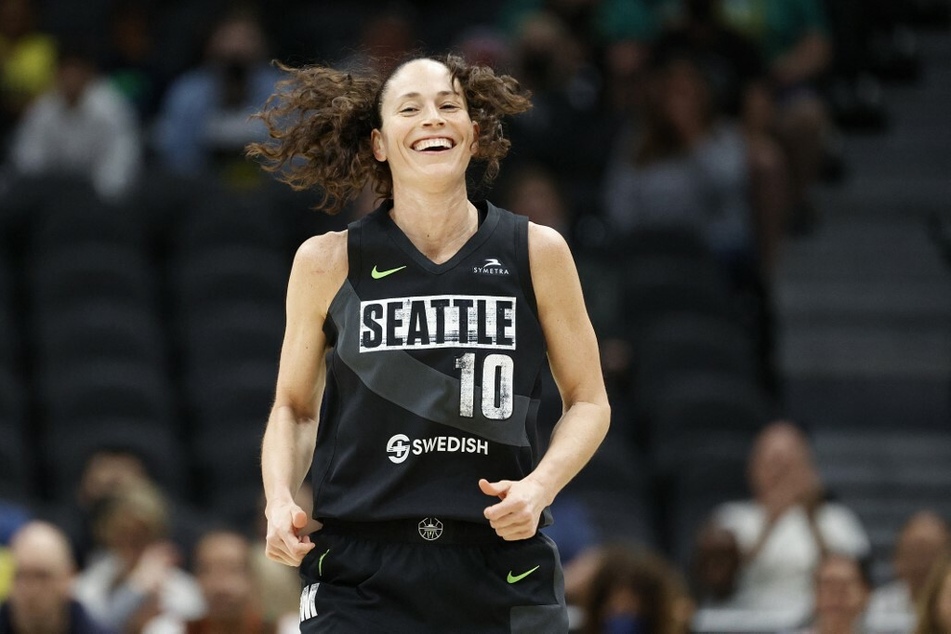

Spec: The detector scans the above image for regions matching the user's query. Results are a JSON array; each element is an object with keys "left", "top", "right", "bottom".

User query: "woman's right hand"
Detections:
[{"left": 265, "top": 502, "right": 319, "bottom": 566}]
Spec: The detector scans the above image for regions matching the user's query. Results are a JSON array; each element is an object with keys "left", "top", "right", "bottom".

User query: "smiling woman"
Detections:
[
  {"left": 250, "top": 53, "right": 610, "bottom": 634},
  {"left": 247, "top": 54, "right": 531, "bottom": 214}
]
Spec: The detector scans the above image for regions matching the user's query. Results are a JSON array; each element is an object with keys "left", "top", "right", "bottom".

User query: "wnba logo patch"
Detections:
[{"left": 418, "top": 518, "right": 443, "bottom": 541}]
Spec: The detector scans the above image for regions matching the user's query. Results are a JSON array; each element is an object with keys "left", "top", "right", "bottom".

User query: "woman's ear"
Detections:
[{"left": 371, "top": 129, "right": 386, "bottom": 162}]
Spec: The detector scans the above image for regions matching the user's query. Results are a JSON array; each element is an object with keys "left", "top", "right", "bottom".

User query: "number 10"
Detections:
[{"left": 455, "top": 353, "right": 514, "bottom": 420}]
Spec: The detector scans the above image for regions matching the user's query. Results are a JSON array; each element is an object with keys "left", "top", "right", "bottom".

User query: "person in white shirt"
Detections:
[
  {"left": 707, "top": 422, "right": 870, "bottom": 630},
  {"left": 72, "top": 481, "right": 204, "bottom": 632},
  {"left": 8, "top": 42, "right": 141, "bottom": 202}
]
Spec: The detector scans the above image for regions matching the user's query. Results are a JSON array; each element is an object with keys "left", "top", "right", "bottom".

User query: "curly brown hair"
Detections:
[
  {"left": 582, "top": 544, "right": 681, "bottom": 634},
  {"left": 246, "top": 54, "right": 532, "bottom": 214}
]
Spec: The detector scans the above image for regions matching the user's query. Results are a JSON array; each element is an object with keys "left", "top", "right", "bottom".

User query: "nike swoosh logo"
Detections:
[
  {"left": 371, "top": 265, "right": 407, "bottom": 279},
  {"left": 507, "top": 565, "right": 540, "bottom": 584}
]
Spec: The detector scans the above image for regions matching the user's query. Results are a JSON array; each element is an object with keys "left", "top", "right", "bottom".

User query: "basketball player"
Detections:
[{"left": 250, "top": 53, "right": 610, "bottom": 633}]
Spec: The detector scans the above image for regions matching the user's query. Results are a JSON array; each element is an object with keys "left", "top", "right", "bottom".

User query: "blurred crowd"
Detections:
[{"left": 0, "top": 0, "right": 948, "bottom": 632}]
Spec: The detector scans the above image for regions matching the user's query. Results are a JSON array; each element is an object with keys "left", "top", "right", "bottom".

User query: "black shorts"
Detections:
[{"left": 297, "top": 518, "right": 568, "bottom": 633}]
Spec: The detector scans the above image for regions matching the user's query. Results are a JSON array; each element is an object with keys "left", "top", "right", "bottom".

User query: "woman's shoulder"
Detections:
[
  {"left": 294, "top": 229, "right": 349, "bottom": 277},
  {"left": 291, "top": 230, "right": 349, "bottom": 296}
]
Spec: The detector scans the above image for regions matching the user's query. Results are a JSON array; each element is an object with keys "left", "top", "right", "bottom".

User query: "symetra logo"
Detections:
[
  {"left": 473, "top": 258, "right": 509, "bottom": 275},
  {"left": 386, "top": 433, "right": 489, "bottom": 464}
]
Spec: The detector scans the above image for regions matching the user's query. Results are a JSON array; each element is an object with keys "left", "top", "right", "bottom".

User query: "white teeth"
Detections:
[{"left": 412, "top": 138, "right": 453, "bottom": 151}]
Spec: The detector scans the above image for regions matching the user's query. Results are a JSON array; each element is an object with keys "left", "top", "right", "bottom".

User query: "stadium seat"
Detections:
[
  {"left": 30, "top": 245, "right": 158, "bottom": 313},
  {"left": 647, "top": 372, "right": 773, "bottom": 475},
  {"left": 33, "top": 303, "right": 168, "bottom": 372},
  {"left": 632, "top": 313, "right": 758, "bottom": 406},
  {"left": 38, "top": 361, "right": 174, "bottom": 429},
  {"left": 31, "top": 178, "right": 144, "bottom": 251},
  {"left": 171, "top": 245, "right": 287, "bottom": 316},
  {"left": 180, "top": 304, "right": 283, "bottom": 374},
  {"left": 174, "top": 186, "right": 288, "bottom": 254},
  {"left": 0, "top": 258, "right": 19, "bottom": 369},
  {"left": 619, "top": 257, "right": 738, "bottom": 343},
  {"left": 42, "top": 419, "right": 188, "bottom": 503},
  {"left": 0, "top": 367, "right": 30, "bottom": 501}
]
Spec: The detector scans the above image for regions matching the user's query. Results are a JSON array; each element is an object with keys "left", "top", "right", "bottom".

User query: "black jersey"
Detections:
[{"left": 312, "top": 200, "right": 548, "bottom": 524}]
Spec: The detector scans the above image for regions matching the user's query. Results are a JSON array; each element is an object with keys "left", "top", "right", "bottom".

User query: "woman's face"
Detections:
[{"left": 372, "top": 59, "right": 479, "bottom": 192}]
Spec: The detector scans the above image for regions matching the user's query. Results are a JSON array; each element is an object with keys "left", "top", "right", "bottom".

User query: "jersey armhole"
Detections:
[
  {"left": 347, "top": 222, "right": 363, "bottom": 289},
  {"left": 514, "top": 214, "right": 539, "bottom": 318}
]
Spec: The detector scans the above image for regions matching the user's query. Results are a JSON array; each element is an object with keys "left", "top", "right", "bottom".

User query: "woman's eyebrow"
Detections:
[{"left": 396, "top": 90, "right": 457, "bottom": 100}]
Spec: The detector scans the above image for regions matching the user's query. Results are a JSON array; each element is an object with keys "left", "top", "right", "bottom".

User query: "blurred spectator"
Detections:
[
  {"left": 689, "top": 520, "right": 741, "bottom": 609},
  {"left": 499, "top": 163, "right": 574, "bottom": 240},
  {"left": 143, "top": 530, "right": 282, "bottom": 634},
  {"left": 867, "top": 511, "right": 951, "bottom": 633},
  {"left": 710, "top": 421, "right": 870, "bottom": 627},
  {"left": 0, "top": 549, "right": 8, "bottom": 603},
  {"left": 655, "top": 0, "right": 765, "bottom": 119},
  {"left": 55, "top": 446, "right": 206, "bottom": 571},
  {"left": 7, "top": 40, "right": 142, "bottom": 202},
  {"left": 915, "top": 553, "right": 951, "bottom": 634},
  {"left": 451, "top": 26, "right": 512, "bottom": 73},
  {"left": 73, "top": 481, "right": 204, "bottom": 633},
  {"left": 580, "top": 543, "right": 684, "bottom": 634},
  {"left": 602, "top": 48, "right": 757, "bottom": 278},
  {"left": 792, "top": 553, "right": 872, "bottom": 634},
  {"left": 652, "top": 0, "right": 792, "bottom": 274},
  {"left": 0, "top": 0, "right": 57, "bottom": 143},
  {"left": 543, "top": 494, "right": 601, "bottom": 568},
  {"left": 338, "top": 8, "right": 417, "bottom": 78},
  {"left": 57, "top": 446, "right": 150, "bottom": 567},
  {"left": 0, "top": 521, "right": 114, "bottom": 633},
  {"left": 595, "top": 0, "right": 662, "bottom": 115},
  {"left": 719, "top": 0, "right": 832, "bottom": 88},
  {"left": 153, "top": 9, "right": 279, "bottom": 188},
  {"left": 0, "top": 502, "right": 30, "bottom": 601},
  {"left": 502, "top": 8, "right": 616, "bottom": 215},
  {"left": 499, "top": 0, "right": 661, "bottom": 54},
  {"left": 101, "top": 0, "right": 167, "bottom": 125},
  {"left": 719, "top": 0, "right": 834, "bottom": 232},
  {"left": 0, "top": 501, "right": 29, "bottom": 549}
]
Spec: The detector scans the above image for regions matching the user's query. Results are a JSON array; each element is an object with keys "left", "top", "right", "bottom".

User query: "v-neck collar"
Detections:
[{"left": 376, "top": 200, "right": 500, "bottom": 275}]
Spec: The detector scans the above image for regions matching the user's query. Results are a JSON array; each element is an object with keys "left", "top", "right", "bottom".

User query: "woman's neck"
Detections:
[{"left": 389, "top": 183, "right": 477, "bottom": 264}]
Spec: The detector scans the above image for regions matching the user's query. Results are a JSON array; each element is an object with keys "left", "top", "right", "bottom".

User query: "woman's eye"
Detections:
[
  {"left": 400, "top": 106, "right": 418, "bottom": 114},
  {"left": 441, "top": 103, "right": 459, "bottom": 110}
]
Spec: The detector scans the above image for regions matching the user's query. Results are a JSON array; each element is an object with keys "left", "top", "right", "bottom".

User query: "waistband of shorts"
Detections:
[{"left": 319, "top": 518, "right": 502, "bottom": 545}]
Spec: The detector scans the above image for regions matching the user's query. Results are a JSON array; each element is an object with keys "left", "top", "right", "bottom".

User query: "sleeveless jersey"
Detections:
[{"left": 312, "top": 200, "right": 548, "bottom": 524}]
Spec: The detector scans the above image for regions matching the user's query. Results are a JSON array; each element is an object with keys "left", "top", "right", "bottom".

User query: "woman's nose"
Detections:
[{"left": 421, "top": 103, "right": 445, "bottom": 125}]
